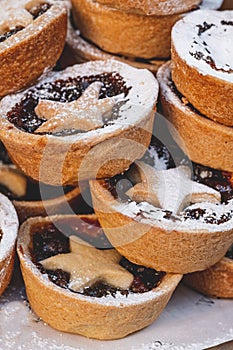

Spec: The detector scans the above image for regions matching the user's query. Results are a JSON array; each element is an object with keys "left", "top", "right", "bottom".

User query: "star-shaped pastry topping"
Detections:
[
  {"left": 35, "top": 82, "right": 122, "bottom": 133},
  {"left": 40, "top": 235, "right": 134, "bottom": 292},
  {"left": 0, "top": 2, "right": 34, "bottom": 33},
  {"left": 126, "top": 161, "right": 221, "bottom": 215}
]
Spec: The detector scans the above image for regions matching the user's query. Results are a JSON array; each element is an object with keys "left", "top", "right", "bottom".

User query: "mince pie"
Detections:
[
  {"left": 66, "top": 26, "right": 166, "bottom": 74},
  {"left": 17, "top": 214, "right": 182, "bottom": 339},
  {"left": 0, "top": 143, "right": 89, "bottom": 222},
  {"left": 0, "top": 60, "right": 158, "bottom": 186},
  {"left": 0, "top": 0, "right": 67, "bottom": 97},
  {"left": 71, "top": 0, "right": 222, "bottom": 60},
  {"left": 90, "top": 161, "right": 233, "bottom": 274},
  {"left": 0, "top": 193, "right": 19, "bottom": 296},
  {"left": 157, "top": 61, "right": 233, "bottom": 172},
  {"left": 171, "top": 10, "right": 233, "bottom": 126},
  {"left": 184, "top": 245, "right": 233, "bottom": 298}
]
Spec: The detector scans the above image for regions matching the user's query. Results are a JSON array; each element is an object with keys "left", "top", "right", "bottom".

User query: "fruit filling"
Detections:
[
  {"left": 7, "top": 73, "right": 130, "bottom": 134},
  {"left": 28, "top": 3, "right": 51, "bottom": 19},
  {"left": 31, "top": 217, "right": 165, "bottom": 297},
  {"left": 0, "top": 26, "right": 24, "bottom": 43},
  {"left": 142, "top": 136, "right": 233, "bottom": 203},
  {"left": 0, "top": 3, "right": 51, "bottom": 43},
  {"left": 103, "top": 136, "right": 233, "bottom": 225}
]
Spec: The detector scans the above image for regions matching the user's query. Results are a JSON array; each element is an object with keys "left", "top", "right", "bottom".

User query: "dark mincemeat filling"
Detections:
[
  {"left": 189, "top": 21, "right": 233, "bottom": 73},
  {"left": 0, "top": 229, "right": 3, "bottom": 243},
  {"left": 0, "top": 3, "right": 51, "bottom": 44},
  {"left": 28, "top": 3, "right": 51, "bottom": 19},
  {"left": 31, "top": 218, "right": 165, "bottom": 297},
  {"left": 104, "top": 136, "right": 233, "bottom": 225},
  {"left": 7, "top": 72, "right": 130, "bottom": 134}
]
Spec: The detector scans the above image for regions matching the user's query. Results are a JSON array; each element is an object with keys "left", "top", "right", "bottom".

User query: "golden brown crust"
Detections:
[
  {"left": 221, "top": 0, "right": 233, "bottom": 9},
  {"left": 71, "top": 0, "right": 184, "bottom": 59},
  {"left": 90, "top": 180, "right": 233, "bottom": 274},
  {"left": 1, "top": 114, "right": 154, "bottom": 186},
  {"left": 0, "top": 60, "right": 157, "bottom": 186},
  {"left": 171, "top": 44, "right": 233, "bottom": 127},
  {"left": 94, "top": 0, "right": 201, "bottom": 15},
  {"left": 17, "top": 214, "right": 182, "bottom": 339},
  {"left": 184, "top": 257, "right": 233, "bottom": 298},
  {"left": 0, "top": 3, "right": 67, "bottom": 97},
  {"left": 66, "top": 28, "right": 167, "bottom": 74},
  {"left": 0, "top": 248, "right": 15, "bottom": 297},
  {"left": 157, "top": 61, "right": 233, "bottom": 172}
]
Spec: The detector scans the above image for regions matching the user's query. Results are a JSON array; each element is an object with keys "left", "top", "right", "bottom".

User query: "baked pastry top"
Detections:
[
  {"left": 31, "top": 216, "right": 166, "bottom": 296},
  {"left": 100, "top": 162, "right": 233, "bottom": 232}
]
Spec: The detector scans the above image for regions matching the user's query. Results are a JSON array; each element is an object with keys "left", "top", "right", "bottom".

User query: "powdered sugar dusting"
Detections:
[
  {"left": 1, "top": 266, "right": 232, "bottom": 349},
  {"left": 0, "top": 193, "right": 18, "bottom": 261},
  {"left": 172, "top": 10, "right": 233, "bottom": 82},
  {"left": 112, "top": 197, "right": 233, "bottom": 233},
  {"left": 0, "top": 60, "right": 158, "bottom": 143},
  {"left": 18, "top": 236, "right": 179, "bottom": 306},
  {"left": 0, "top": 0, "right": 67, "bottom": 52}
]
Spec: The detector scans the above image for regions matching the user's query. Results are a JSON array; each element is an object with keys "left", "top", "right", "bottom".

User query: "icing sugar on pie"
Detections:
[
  {"left": 0, "top": 0, "right": 67, "bottom": 97},
  {"left": 90, "top": 161, "right": 233, "bottom": 273},
  {"left": 0, "top": 59, "right": 158, "bottom": 186},
  {"left": 171, "top": 10, "right": 233, "bottom": 126},
  {"left": 17, "top": 214, "right": 181, "bottom": 339}
]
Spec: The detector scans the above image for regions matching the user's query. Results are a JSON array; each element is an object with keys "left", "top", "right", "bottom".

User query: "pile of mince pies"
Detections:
[{"left": 0, "top": 0, "right": 232, "bottom": 342}]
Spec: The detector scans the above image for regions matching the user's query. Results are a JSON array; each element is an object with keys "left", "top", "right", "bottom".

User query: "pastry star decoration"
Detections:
[
  {"left": 40, "top": 235, "right": 134, "bottom": 292},
  {"left": 0, "top": 1, "right": 34, "bottom": 33},
  {"left": 126, "top": 161, "right": 221, "bottom": 215},
  {"left": 35, "top": 82, "right": 123, "bottom": 133}
]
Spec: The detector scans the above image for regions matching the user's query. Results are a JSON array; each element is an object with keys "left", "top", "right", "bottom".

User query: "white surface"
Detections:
[
  {"left": 172, "top": 10, "right": 233, "bottom": 82},
  {"left": 0, "top": 263, "right": 232, "bottom": 350}
]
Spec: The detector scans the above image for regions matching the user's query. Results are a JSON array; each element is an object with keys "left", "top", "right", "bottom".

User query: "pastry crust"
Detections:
[
  {"left": 221, "top": 0, "right": 233, "bottom": 10},
  {"left": 171, "top": 10, "right": 233, "bottom": 126},
  {"left": 184, "top": 256, "right": 233, "bottom": 298},
  {"left": 17, "top": 214, "right": 182, "bottom": 340},
  {"left": 66, "top": 27, "right": 167, "bottom": 74},
  {"left": 90, "top": 179, "right": 233, "bottom": 274},
  {"left": 0, "top": 193, "right": 19, "bottom": 296},
  {"left": 71, "top": 0, "right": 223, "bottom": 59},
  {"left": 13, "top": 185, "right": 86, "bottom": 223},
  {"left": 0, "top": 1, "right": 67, "bottom": 97},
  {"left": 157, "top": 61, "right": 233, "bottom": 172},
  {"left": 95, "top": 0, "right": 201, "bottom": 16},
  {"left": 0, "top": 157, "right": 88, "bottom": 222},
  {"left": 0, "top": 60, "right": 158, "bottom": 186}
]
